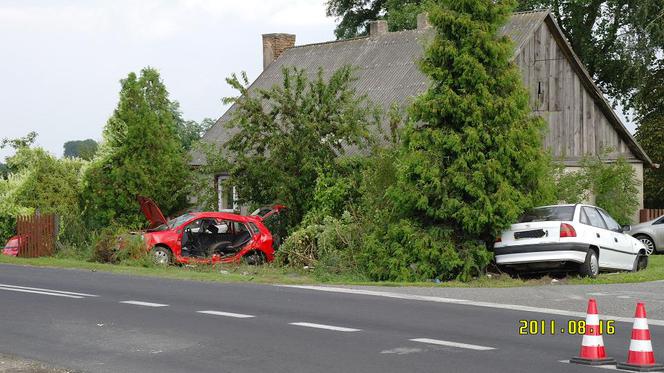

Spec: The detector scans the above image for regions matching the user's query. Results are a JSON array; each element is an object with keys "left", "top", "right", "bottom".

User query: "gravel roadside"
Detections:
[{"left": 0, "top": 354, "right": 77, "bottom": 373}]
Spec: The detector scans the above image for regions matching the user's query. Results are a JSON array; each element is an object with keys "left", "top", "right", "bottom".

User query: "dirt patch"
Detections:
[{"left": 0, "top": 354, "right": 77, "bottom": 373}]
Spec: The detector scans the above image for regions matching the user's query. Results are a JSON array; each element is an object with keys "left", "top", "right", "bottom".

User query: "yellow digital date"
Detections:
[{"left": 518, "top": 319, "right": 615, "bottom": 335}]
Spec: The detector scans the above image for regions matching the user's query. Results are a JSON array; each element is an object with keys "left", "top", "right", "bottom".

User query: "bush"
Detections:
[
  {"left": 221, "top": 66, "right": 379, "bottom": 232},
  {"left": 360, "top": 221, "right": 492, "bottom": 282},
  {"left": 277, "top": 212, "right": 363, "bottom": 274},
  {"left": 0, "top": 174, "right": 33, "bottom": 244},
  {"left": 553, "top": 152, "right": 639, "bottom": 224},
  {"left": 0, "top": 146, "right": 86, "bottom": 247},
  {"left": 92, "top": 227, "right": 151, "bottom": 266}
]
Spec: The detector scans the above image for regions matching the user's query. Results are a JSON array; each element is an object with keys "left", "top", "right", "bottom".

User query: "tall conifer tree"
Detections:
[
  {"left": 83, "top": 68, "right": 189, "bottom": 227},
  {"left": 391, "top": 0, "right": 552, "bottom": 274}
]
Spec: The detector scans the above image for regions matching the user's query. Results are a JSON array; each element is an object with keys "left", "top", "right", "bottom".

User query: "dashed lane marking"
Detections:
[
  {"left": 410, "top": 338, "right": 496, "bottom": 351},
  {"left": 119, "top": 301, "right": 168, "bottom": 307},
  {"left": 0, "top": 284, "right": 98, "bottom": 298},
  {"left": 0, "top": 286, "right": 83, "bottom": 298},
  {"left": 197, "top": 310, "right": 255, "bottom": 318},
  {"left": 289, "top": 322, "right": 361, "bottom": 332}
]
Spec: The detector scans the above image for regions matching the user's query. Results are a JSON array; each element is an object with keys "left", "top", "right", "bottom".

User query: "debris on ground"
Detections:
[{"left": 0, "top": 353, "right": 78, "bottom": 373}]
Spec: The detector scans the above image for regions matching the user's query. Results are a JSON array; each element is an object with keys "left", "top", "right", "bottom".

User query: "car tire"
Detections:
[
  {"left": 151, "top": 246, "right": 171, "bottom": 266},
  {"left": 635, "top": 235, "right": 656, "bottom": 256},
  {"left": 579, "top": 249, "right": 599, "bottom": 278},
  {"left": 632, "top": 254, "right": 648, "bottom": 272}
]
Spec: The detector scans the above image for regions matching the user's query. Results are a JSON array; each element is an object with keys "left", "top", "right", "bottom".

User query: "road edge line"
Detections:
[{"left": 277, "top": 285, "right": 664, "bottom": 326}]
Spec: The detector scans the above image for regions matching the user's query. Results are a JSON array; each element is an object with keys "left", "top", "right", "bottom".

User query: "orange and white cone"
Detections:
[
  {"left": 570, "top": 298, "right": 616, "bottom": 365},
  {"left": 617, "top": 302, "right": 664, "bottom": 372}
]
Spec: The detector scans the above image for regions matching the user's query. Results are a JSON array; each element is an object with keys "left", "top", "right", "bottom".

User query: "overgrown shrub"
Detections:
[
  {"left": 221, "top": 66, "right": 380, "bottom": 231},
  {"left": 92, "top": 227, "right": 150, "bottom": 266},
  {"left": 0, "top": 174, "right": 33, "bottom": 244},
  {"left": 0, "top": 145, "right": 87, "bottom": 247},
  {"left": 553, "top": 152, "right": 639, "bottom": 224},
  {"left": 91, "top": 228, "right": 119, "bottom": 263},
  {"left": 277, "top": 212, "right": 363, "bottom": 273},
  {"left": 361, "top": 222, "right": 493, "bottom": 282}
]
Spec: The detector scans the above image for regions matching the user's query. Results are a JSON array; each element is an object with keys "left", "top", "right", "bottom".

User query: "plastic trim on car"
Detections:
[{"left": 494, "top": 242, "right": 589, "bottom": 255}]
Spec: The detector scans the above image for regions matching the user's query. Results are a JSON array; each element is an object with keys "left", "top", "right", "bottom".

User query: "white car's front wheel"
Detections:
[
  {"left": 632, "top": 254, "right": 648, "bottom": 272},
  {"left": 579, "top": 249, "right": 599, "bottom": 278}
]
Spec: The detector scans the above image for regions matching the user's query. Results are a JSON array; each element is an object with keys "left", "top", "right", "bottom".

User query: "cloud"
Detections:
[
  {"left": 0, "top": 0, "right": 337, "bottom": 160},
  {"left": 0, "top": 0, "right": 332, "bottom": 40},
  {"left": 0, "top": 1, "right": 196, "bottom": 40}
]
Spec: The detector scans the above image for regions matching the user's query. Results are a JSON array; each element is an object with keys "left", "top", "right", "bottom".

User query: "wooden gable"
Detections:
[{"left": 513, "top": 16, "right": 649, "bottom": 166}]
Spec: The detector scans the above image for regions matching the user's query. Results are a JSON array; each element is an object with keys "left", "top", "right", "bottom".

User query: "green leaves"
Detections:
[
  {"left": 326, "top": 0, "right": 429, "bottom": 39},
  {"left": 553, "top": 153, "right": 640, "bottom": 225},
  {"left": 222, "top": 66, "right": 379, "bottom": 230},
  {"left": 82, "top": 67, "right": 190, "bottom": 229},
  {"left": 636, "top": 61, "right": 664, "bottom": 208},
  {"left": 0, "top": 146, "right": 84, "bottom": 244},
  {"left": 63, "top": 139, "right": 98, "bottom": 160},
  {"left": 385, "top": 0, "right": 551, "bottom": 279}
]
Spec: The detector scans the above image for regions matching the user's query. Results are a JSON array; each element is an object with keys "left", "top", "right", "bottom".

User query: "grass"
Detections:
[{"left": 1, "top": 254, "right": 663, "bottom": 288}]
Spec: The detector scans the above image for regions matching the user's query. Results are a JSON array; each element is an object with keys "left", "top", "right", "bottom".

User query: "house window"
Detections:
[{"left": 216, "top": 175, "right": 238, "bottom": 212}]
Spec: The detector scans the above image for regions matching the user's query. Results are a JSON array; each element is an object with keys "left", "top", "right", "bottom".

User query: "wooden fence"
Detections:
[
  {"left": 640, "top": 209, "right": 664, "bottom": 223},
  {"left": 16, "top": 214, "right": 57, "bottom": 258}
]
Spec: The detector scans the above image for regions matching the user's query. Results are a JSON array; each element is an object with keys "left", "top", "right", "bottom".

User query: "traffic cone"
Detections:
[
  {"left": 617, "top": 302, "right": 664, "bottom": 372},
  {"left": 570, "top": 298, "right": 616, "bottom": 365}
]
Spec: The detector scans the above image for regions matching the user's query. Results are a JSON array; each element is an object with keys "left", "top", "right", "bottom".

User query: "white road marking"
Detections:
[
  {"left": 120, "top": 301, "right": 168, "bottom": 307},
  {"left": 410, "top": 338, "right": 495, "bottom": 351},
  {"left": 380, "top": 347, "right": 424, "bottom": 355},
  {"left": 289, "top": 322, "right": 361, "bottom": 332},
  {"left": 197, "top": 310, "right": 255, "bottom": 318},
  {"left": 0, "top": 286, "right": 83, "bottom": 298},
  {"left": 279, "top": 285, "right": 664, "bottom": 326},
  {"left": 0, "top": 283, "right": 98, "bottom": 297}
]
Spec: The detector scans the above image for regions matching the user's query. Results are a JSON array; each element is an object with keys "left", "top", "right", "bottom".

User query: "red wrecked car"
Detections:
[
  {"left": 2, "top": 235, "right": 25, "bottom": 257},
  {"left": 138, "top": 196, "right": 286, "bottom": 265}
]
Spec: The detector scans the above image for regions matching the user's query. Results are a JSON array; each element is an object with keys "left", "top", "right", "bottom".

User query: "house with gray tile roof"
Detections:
[{"left": 193, "top": 10, "right": 652, "bottom": 221}]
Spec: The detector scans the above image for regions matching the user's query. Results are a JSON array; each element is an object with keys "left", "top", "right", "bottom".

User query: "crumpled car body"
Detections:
[
  {"left": 138, "top": 196, "right": 286, "bottom": 265},
  {"left": 2, "top": 235, "right": 25, "bottom": 257}
]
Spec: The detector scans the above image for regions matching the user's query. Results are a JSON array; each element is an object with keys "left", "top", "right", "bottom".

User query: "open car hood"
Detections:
[{"left": 137, "top": 196, "right": 167, "bottom": 229}]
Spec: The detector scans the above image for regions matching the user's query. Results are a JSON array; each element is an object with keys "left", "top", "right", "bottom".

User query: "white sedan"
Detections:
[{"left": 494, "top": 204, "right": 649, "bottom": 277}]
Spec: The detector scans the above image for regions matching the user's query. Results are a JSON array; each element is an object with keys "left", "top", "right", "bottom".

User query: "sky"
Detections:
[
  {"left": 0, "top": 1, "right": 638, "bottom": 162},
  {"left": 0, "top": 0, "right": 337, "bottom": 160}
]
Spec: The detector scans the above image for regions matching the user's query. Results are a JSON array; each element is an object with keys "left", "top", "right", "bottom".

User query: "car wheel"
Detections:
[
  {"left": 151, "top": 246, "right": 171, "bottom": 266},
  {"left": 579, "top": 249, "right": 599, "bottom": 278},
  {"left": 243, "top": 250, "right": 265, "bottom": 266},
  {"left": 635, "top": 235, "right": 656, "bottom": 256},
  {"left": 632, "top": 254, "right": 648, "bottom": 272}
]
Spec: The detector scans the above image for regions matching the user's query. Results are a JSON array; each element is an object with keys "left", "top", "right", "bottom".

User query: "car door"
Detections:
[
  {"left": 597, "top": 208, "right": 634, "bottom": 269},
  {"left": 579, "top": 207, "right": 614, "bottom": 268},
  {"left": 181, "top": 219, "right": 204, "bottom": 256}
]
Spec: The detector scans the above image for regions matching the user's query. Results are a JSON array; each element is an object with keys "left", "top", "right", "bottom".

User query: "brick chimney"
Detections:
[
  {"left": 417, "top": 13, "right": 431, "bottom": 29},
  {"left": 368, "top": 20, "right": 388, "bottom": 36},
  {"left": 262, "top": 33, "right": 296, "bottom": 70}
]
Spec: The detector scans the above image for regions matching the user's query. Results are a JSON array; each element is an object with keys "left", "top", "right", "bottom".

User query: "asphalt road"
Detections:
[{"left": 0, "top": 264, "right": 661, "bottom": 373}]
